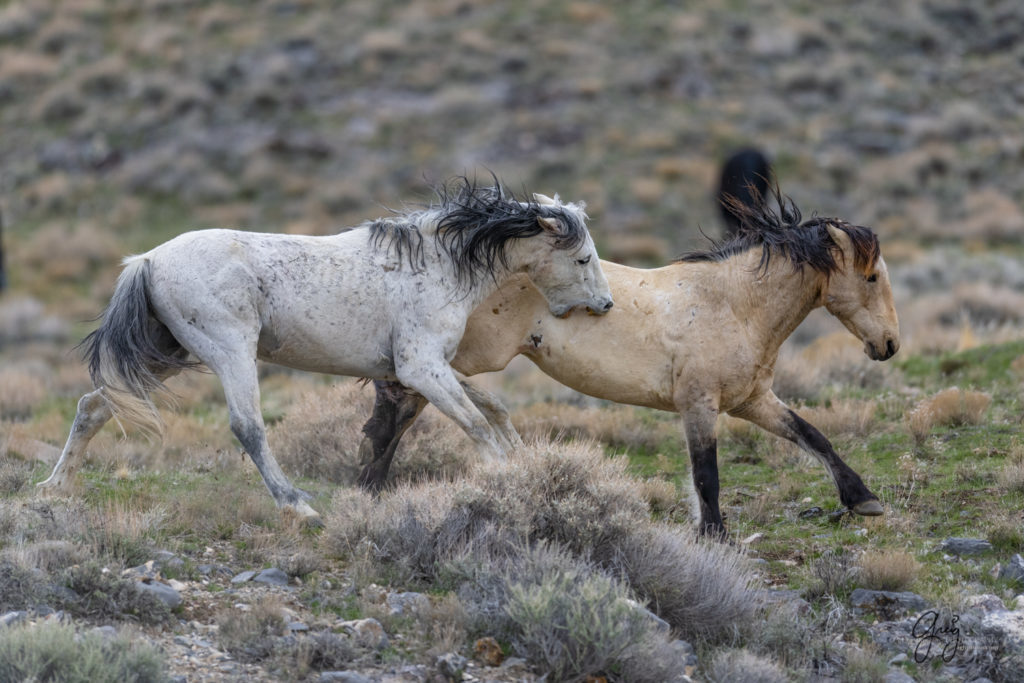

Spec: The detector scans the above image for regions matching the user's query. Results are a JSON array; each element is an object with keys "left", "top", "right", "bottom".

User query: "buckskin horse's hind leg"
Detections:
[
  {"left": 730, "top": 391, "right": 882, "bottom": 516},
  {"left": 357, "top": 378, "right": 522, "bottom": 490},
  {"left": 357, "top": 380, "right": 427, "bottom": 491}
]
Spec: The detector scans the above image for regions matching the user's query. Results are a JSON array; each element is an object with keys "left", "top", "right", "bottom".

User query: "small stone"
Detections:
[
  {"left": 168, "top": 579, "right": 188, "bottom": 592},
  {"left": 339, "top": 618, "right": 388, "bottom": 649},
  {"left": 136, "top": 580, "right": 182, "bottom": 609},
  {"left": 998, "top": 554, "right": 1024, "bottom": 586},
  {"left": 197, "top": 564, "right": 233, "bottom": 578},
  {"left": 501, "top": 657, "right": 527, "bottom": 668},
  {"left": 741, "top": 532, "right": 763, "bottom": 544},
  {"left": 888, "top": 653, "right": 908, "bottom": 665},
  {"left": 253, "top": 568, "right": 289, "bottom": 586},
  {"left": 940, "top": 538, "right": 993, "bottom": 556},
  {"left": 798, "top": 506, "right": 824, "bottom": 519},
  {"left": 436, "top": 652, "right": 468, "bottom": 680},
  {"left": 474, "top": 637, "right": 504, "bottom": 666},
  {"left": 287, "top": 621, "right": 309, "bottom": 632},
  {"left": 230, "top": 570, "right": 257, "bottom": 584},
  {"left": 386, "top": 591, "right": 430, "bottom": 616},
  {"left": 320, "top": 673, "right": 372, "bottom": 683},
  {"left": 0, "top": 611, "right": 27, "bottom": 628}
]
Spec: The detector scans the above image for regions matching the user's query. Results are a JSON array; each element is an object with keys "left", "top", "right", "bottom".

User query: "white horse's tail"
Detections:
[{"left": 83, "top": 256, "right": 195, "bottom": 438}]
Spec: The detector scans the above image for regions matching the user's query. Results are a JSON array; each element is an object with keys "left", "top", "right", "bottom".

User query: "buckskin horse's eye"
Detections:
[
  {"left": 867, "top": 273, "right": 878, "bottom": 283},
  {"left": 576, "top": 256, "right": 591, "bottom": 265}
]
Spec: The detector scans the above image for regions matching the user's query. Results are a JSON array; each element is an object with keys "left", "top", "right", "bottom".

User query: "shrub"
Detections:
[
  {"left": 704, "top": 648, "right": 788, "bottom": 683},
  {"left": 806, "top": 549, "right": 859, "bottom": 600},
  {"left": 857, "top": 548, "right": 920, "bottom": 591},
  {"left": 327, "top": 438, "right": 756, "bottom": 646},
  {"left": 0, "top": 560, "right": 46, "bottom": 612},
  {"left": 503, "top": 546, "right": 655, "bottom": 682},
  {"left": 0, "top": 623, "right": 167, "bottom": 683},
  {"left": 58, "top": 563, "right": 171, "bottom": 625},
  {"left": 216, "top": 599, "right": 288, "bottom": 662}
]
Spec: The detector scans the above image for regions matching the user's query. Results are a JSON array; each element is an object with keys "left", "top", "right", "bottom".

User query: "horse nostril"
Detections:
[
  {"left": 603, "top": 299, "right": 614, "bottom": 311},
  {"left": 886, "top": 339, "right": 896, "bottom": 357}
]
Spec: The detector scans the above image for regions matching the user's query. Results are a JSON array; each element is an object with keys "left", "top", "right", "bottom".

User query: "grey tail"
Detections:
[{"left": 82, "top": 256, "right": 196, "bottom": 437}]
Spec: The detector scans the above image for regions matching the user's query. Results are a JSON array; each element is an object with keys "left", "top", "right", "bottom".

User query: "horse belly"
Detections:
[{"left": 255, "top": 312, "right": 397, "bottom": 379}]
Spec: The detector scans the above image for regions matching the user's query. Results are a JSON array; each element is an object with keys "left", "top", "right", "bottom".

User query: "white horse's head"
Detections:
[
  {"left": 524, "top": 193, "right": 613, "bottom": 317},
  {"left": 823, "top": 224, "right": 900, "bottom": 361}
]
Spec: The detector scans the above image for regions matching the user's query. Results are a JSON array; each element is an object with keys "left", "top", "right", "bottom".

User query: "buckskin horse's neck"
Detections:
[{"left": 722, "top": 249, "right": 827, "bottom": 361}]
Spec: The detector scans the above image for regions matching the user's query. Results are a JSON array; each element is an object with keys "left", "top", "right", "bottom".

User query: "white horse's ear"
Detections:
[
  {"left": 533, "top": 192, "right": 558, "bottom": 206},
  {"left": 537, "top": 216, "right": 560, "bottom": 233}
]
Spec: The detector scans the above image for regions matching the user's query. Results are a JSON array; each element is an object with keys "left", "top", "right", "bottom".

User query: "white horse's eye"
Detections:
[{"left": 576, "top": 256, "right": 591, "bottom": 265}]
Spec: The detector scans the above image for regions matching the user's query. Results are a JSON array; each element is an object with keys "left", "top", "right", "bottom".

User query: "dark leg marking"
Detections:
[
  {"left": 357, "top": 380, "right": 425, "bottom": 491},
  {"left": 785, "top": 409, "right": 881, "bottom": 514}
]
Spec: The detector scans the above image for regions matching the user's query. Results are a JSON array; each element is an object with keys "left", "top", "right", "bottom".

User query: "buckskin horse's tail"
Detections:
[{"left": 84, "top": 256, "right": 194, "bottom": 438}]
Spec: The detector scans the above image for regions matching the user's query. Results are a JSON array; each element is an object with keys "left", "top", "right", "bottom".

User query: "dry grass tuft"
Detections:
[
  {"left": 216, "top": 598, "right": 287, "bottom": 663},
  {"left": 704, "top": 648, "right": 788, "bottom": 683},
  {"left": 513, "top": 402, "right": 678, "bottom": 452},
  {"left": 905, "top": 387, "right": 991, "bottom": 443},
  {"left": 774, "top": 333, "right": 890, "bottom": 402},
  {"left": 0, "top": 367, "right": 48, "bottom": 420},
  {"left": 857, "top": 548, "right": 920, "bottom": 591},
  {"left": 793, "top": 399, "right": 878, "bottom": 439}
]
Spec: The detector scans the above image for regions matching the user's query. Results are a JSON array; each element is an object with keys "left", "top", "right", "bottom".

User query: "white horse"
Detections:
[
  {"left": 358, "top": 186, "right": 900, "bottom": 537},
  {"left": 38, "top": 179, "right": 613, "bottom": 524}
]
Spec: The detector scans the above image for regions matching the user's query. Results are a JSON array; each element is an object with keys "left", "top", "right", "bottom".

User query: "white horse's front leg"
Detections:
[
  {"left": 38, "top": 389, "right": 112, "bottom": 493},
  {"left": 459, "top": 379, "right": 524, "bottom": 453},
  {"left": 395, "top": 359, "right": 506, "bottom": 461}
]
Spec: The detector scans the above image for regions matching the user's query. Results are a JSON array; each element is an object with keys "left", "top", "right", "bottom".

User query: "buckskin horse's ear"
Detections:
[
  {"left": 825, "top": 223, "right": 850, "bottom": 267},
  {"left": 537, "top": 216, "right": 560, "bottom": 233}
]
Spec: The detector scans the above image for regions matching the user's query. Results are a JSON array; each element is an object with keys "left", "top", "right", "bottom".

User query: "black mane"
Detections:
[
  {"left": 679, "top": 180, "right": 879, "bottom": 277},
  {"left": 369, "top": 176, "right": 588, "bottom": 288}
]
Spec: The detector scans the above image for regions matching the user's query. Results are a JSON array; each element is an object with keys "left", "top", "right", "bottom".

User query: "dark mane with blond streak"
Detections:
[{"left": 678, "top": 181, "right": 880, "bottom": 276}]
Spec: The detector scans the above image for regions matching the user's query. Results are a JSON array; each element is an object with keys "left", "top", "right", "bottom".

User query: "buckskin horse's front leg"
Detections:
[
  {"left": 678, "top": 396, "right": 727, "bottom": 539},
  {"left": 730, "top": 391, "right": 882, "bottom": 516},
  {"left": 357, "top": 380, "right": 427, "bottom": 491}
]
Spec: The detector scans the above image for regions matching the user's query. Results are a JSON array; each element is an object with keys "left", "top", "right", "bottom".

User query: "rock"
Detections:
[
  {"left": 287, "top": 621, "right": 309, "bottom": 632},
  {"left": 474, "top": 636, "right": 504, "bottom": 666},
  {"left": 964, "top": 594, "right": 1006, "bottom": 614},
  {"left": 136, "top": 580, "right": 182, "bottom": 609},
  {"left": 91, "top": 625, "right": 118, "bottom": 639},
  {"left": 320, "top": 673, "right": 372, "bottom": 683},
  {"left": 153, "top": 550, "right": 185, "bottom": 573},
  {"left": 230, "top": 570, "right": 257, "bottom": 584},
  {"left": 982, "top": 610, "right": 1024, "bottom": 650},
  {"left": 668, "top": 639, "right": 698, "bottom": 670},
  {"left": 850, "top": 589, "right": 929, "bottom": 619},
  {"left": 757, "top": 588, "right": 812, "bottom": 614},
  {"left": 940, "top": 538, "right": 993, "bottom": 556},
  {"left": 436, "top": 652, "right": 468, "bottom": 680},
  {"left": 799, "top": 506, "right": 824, "bottom": 519},
  {"left": 0, "top": 611, "right": 27, "bottom": 628},
  {"left": 253, "top": 568, "right": 289, "bottom": 586},
  {"left": 741, "top": 532, "right": 764, "bottom": 544},
  {"left": 339, "top": 618, "right": 388, "bottom": 650},
  {"left": 888, "top": 653, "right": 908, "bottom": 665},
  {"left": 197, "top": 564, "right": 234, "bottom": 578},
  {"left": 883, "top": 671, "right": 915, "bottom": 683},
  {"left": 386, "top": 591, "right": 430, "bottom": 616},
  {"left": 999, "top": 554, "right": 1024, "bottom": 586}
]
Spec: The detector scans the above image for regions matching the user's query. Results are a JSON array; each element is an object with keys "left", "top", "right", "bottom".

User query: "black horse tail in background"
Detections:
[{"left": 717, "top": 148, "right": 770, "bottom": 238}]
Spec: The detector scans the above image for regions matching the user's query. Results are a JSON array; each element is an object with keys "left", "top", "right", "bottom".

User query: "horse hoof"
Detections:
[{"left": 852, "top": 499, "right": 883, "bottom": 516}]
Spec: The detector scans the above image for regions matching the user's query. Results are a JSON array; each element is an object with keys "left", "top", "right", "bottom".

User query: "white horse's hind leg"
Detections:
[
  {"left": 459, "top": 380, "right": 523, "bottom": 453},
  {"left": 37, "top": 389, "right": 112, "bottom": 492},
  {"left": 208, "top": 354, "right": 321, "bottom": 525}
]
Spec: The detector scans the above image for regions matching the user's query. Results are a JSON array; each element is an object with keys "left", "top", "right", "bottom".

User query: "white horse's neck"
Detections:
[{"left": 721, "top": 249, "right": 827, "bottom": 360}]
